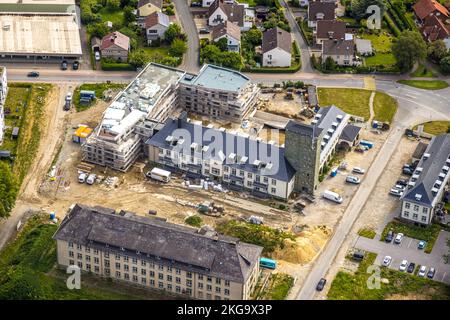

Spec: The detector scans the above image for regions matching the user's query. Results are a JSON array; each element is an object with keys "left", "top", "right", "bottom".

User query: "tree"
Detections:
[
  {"left": 0, "top": 162, "right": 18, "bottom": 218},
  {"left": 129, "top": 49, "right": 148, "bottom": 68},
  {"left": 164, "top": 23, "right": 182, "bottom": 44},
  {"left": 86, "top": 22, "right": 110, "bottom": 39},
  {"left": 169, "top": 39, "right": 187, "bottom": 57},
  {"left": 323, "top": 56, "right": 336, "bottom": 71},
  {"left": 428, "top": 40, "right": 448, "bottom": 62},
  {"left": 351, "top": 0, "right": 387, "bottom": 20},
  {"left": 107, "top": 0, "right": 121, "bottom": 10},
  {"left": 0, "top": 267, "right": 44, "bottom": 300},
  {"left": 123, "top": 6, "right": 136, "bottom": 24},
  {"left": 392, "top": 31, "right": 427, "bottom": 73},
  {"left": 215, "top": 37, "right": 229, "bottom": 51},
  {"left": 440, "top": 55, "right": 450, "bottom": 74},
  {"left": 244, "top": 28, "right": 262, "bottom": 46}
]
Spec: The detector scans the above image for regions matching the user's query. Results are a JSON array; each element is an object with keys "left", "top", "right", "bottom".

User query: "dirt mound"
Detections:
[
  {"left": 386, "top": 293, "right": 432, "bottom": 300},
  {"left": 272, "top": 226, "right": 331, "bottom": 264}
]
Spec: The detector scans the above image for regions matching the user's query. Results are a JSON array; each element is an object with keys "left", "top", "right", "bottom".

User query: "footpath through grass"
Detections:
[
  {"left": 413, "top": 121, "right": 450, "bottom": 136},
  {"left": 397, "top": 80, "right": 449, "bottom": 90},
  {"left": 328, "top": 252, "right": 450, "bottom": 299},
  {"left": 380, "top": 220, "right": 445, "bottom": 253}
]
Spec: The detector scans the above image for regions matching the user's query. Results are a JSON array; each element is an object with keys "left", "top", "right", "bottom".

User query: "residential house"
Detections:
[
  {"left": 203, "top": 0, "right": 235, "bottom": 7},
  {"left": 208, "top": 0, "right": 254, "bottom": 31},
  {"left": 420, "top": 15, "right": 450, "bottom": 49},
  {"left": 211, "top": 21, "right": 241, "bottom": 52},
  {"left": 307, "top": 1, "right": 336, "bottom": 28},
  {"left": 100, "top": 32, "right": 131, "bottom": 62},
  {"left": 413, "top": 0, "right": 449, "bottom": 23},
  {"left": 400, "top": 134, "right": 450, "bottom": 225},
  {"left": 53, "top": 203, "right": 263, "bottom": 300},
  {"left": 0, "top": 67, "right": 7, "bottom": 145},
  {"left": 144, "top": 11, "right": 170, "bottom": 44},
  {"left": 322, "top": 39, "right": 361, "bottom": 66},
  {"left": 315, "top": 20, "right": 346, "bottom": 45},
  {"left": 137, "top": 0, "right": 163, "bottom": 18},
  {"left": 262, "top": 27, "right": 292, "bottom": 67}
]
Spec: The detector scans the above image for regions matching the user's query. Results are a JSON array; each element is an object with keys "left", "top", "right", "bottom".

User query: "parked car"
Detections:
[
  {"left": 402, "top": 167, "right": 413, "bottom": 176},
  {"left": 394, "top": 233, "right": 404, "bottom": 244},
  {"left": 199, "top": 28, "right": 210, "bottom": 34},
  {"left": 385, "top": 230, "right": 394, "bottom": 243},
  {"left": 190, "top": 1, "right": 202, "bottom": 6},
  {"left": 27, "top": 71, "right": 40, "bottom": 77},
  {"left": 418, "top": 265, "right": 427, "bottom": 277},
  {"left": 394, "top": 184, "right": 405, "bottom": 191},
  {"left": 382, "top": 256, "right": 392, "bottom": 267},
  {"left": 346, "top": 175, "right": 361, "bottom": 184},
  {"left": 427, "top": 267, "right": 435, "bottom": 279},
  {"left": 72, "top": 60, "right": 79, "bottom": 70},
  {"left": 418, "top": 240, "right": 426, "bottom": 249},
  {"left": 396, "top": 179, "right": 408, "bottom": 187},
  {"left": 399, "top": 259, "right": 408, "bottom": 271},
  {"left": 316, "top": 278, "right": 327, "bottom": 291},
  {"left": 64, "top": 99, "right": 71, "bottom": 111},
  {"left": 78, "top": 172, "right": 87, "bottom": 183},
  {"left": 86, "top": 173, "right": 97, "bottom": 185},
  {"left": 61, "top": 60, "right": 68, "bottom": 70},
  {"left": 322, "top": 190, "right": 343, "bottom": 204},
  {"left": 352, "top": 167, "right": 365, "bottom": 174},
  {"left": 353, "top": 251, "right": 365, "bottom": 261},
  {"left": 407, "top": 262, "right": 415, "bottom": 273},
  {"left": 390, "top": 188, "right": 403, "bottom": 197},
  {"left": 95, "top": 51, "right": 101, "bottom": 61}
]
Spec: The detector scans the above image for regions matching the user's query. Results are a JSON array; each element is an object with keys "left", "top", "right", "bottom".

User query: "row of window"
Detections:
[
  {"left": 404, "top": 203, "right": 428, "bottom": 214},
  {"left": 403, "top": 211, "right": 427, "bottom": 222}
]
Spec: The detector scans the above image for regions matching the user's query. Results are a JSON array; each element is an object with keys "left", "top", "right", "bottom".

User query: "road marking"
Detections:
[
  {"left": 363, "top": 76, "right": 376, "bottom": 90},
  {"left": 442, "top": 272, "right": 447, "bottom": 282}
]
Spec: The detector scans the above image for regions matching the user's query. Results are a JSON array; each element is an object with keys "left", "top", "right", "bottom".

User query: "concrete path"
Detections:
[{"left": 368, "top": 91, "right": 375, "bottom": 124}]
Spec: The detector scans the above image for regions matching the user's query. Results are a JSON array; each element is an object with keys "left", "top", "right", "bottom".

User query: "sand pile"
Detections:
[{"left": 272, "top": 225, "right": 331, "bottom": 264}]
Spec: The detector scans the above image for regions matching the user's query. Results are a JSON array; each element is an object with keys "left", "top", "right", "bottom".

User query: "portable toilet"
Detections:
[
  {"left": 49, "top": 212, "right": 56, "bottom": 220},
  {"left": 330, "top": 167, "right": 338, "bottom": 177}
]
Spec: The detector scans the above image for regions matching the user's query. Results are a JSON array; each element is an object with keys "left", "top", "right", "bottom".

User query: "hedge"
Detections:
[
  {"left": 101, "top": 61, "right": 135, "bottom": 71},
  {"left": 383, "top": 13, "right": 401, "bottom": 37}
]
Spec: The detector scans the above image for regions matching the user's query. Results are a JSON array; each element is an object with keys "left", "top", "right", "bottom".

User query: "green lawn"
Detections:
[
  {"left": 413, "top": 121, "right": 450, "bottom": 136},
  {"left": 373, "top": 91, "right": 398, "bottom": 123},
  {"left": 365, "top": 53, "right": 396, "bottom": 67},
  {"left": 410, "top": 64, "right": 436, "bottom": 78},
  {"left": 73, "top": 83, "right": 126, "bottom": 112},
  {"left": 328, "top": 252, "right": 450, "bottom": 300},
  {"left": 98, "top": 7, "right": 125, "bottom": 28},
  {"left": 358, "top": 228, "right": 376, "bottom": 239},
  {"left": 317, "top": 88, "right": 372, "bottom": 119},
  {"left": 361, "top": 33, "right": 393, "bottom": 53},
  {"left": 380, "top": 220, "right": 446, "bottom": 253},
  {"left": 236, "top": 0, "right": 257, "bottom": 6},
  {"left": 397, "top": 80, "right": 449, "bottom": 90},
  {"left": 261, "top": 273, "right": 294, "bottom": 300}
]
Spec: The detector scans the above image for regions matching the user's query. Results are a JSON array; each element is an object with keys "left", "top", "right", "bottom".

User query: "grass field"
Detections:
[
  {"left": 413, "top": 121, "right": 450, "bottom": 136},
  {"left": 380, "top": 220, "right": 445, "bottom": 253},
  {"left": 373, "top": 91, "right": 398, "bottom": 123},
  {"left": 73, "top": 83, "right": 126, "bottom": 112},
  {"left": 410, "top": 64, "right": 436, "bottom": 78},
  {"left": 358, "top": 228, "right": 376, "bottom": 239},
  {"left": 98, "top": 7, "right": 125, "bottom": 28},
  {"left": 0, "top": 214, "right": 169, "bottom": 300},
  {"left": 261, "top": 273, "right": 294, "bottom": 300},
  {"left": 317, "top": 88, "right": 372, "bottom": 119},
  {"left": 328, "top": 252, "right": 450, "bottom": 299},
  {"left": 397, "top": 80, "right": 449, "bottom": 90},
  {"left": 365, "top": 53, "right": 396, "bottom": 67},
  {"left": 361, "top": 33, "right": 393, "bottom": 53}
]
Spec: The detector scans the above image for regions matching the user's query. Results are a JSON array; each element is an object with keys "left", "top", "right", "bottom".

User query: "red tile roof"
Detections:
[
  {"left": 413, "top": 0, "right": 449, "bottom": 21},
  {"left": 101, "top": 32, "right": 130, "bottom": 51},
  {"left": 421, "top": 14, "right": 450, "bottom": 41}
]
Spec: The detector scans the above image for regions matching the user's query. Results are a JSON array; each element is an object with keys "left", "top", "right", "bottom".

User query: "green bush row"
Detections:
[
  {"left": 383, "top": 13, "right": 401, "bottom": 37},
  {"left": 101, "top": 61, "right": 135, "bottom": 71}
]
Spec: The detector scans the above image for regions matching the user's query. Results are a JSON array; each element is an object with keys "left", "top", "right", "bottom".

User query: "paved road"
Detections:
[
  {"left": 173, "top": 0, "right": 200, "bottom": 73},
  {"left": 279, "top": 0, "right": 313, "bottom": 73},
  {"left": 354, "top": 232, "right": 450, "bottom": 284}
]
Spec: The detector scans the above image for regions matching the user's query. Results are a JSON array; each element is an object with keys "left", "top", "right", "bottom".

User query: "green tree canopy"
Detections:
[
  {"left": 87, "top": 22, "right": 110, "bottom": 39},
  {"left": 164, "top": 23, "right": 182, "bottom": 44},
  {"left": 428, "top": 40, "right": 448, "bottom": 62},
  {"left": 0, "top": 162, "right": 18, "bottom": 218},
  {"left": 440, "top": 55, "right": 450, "bottom": 74},
  {"left": 129, "top": 49, "right": 148, "bottom": 68},
  {"left": 351, "top": 0, "right": 387, "bottom": 20},
  {"left": 169, "top": 38, "right": 188, "bottom": 57},
  {"left": 392, "top": 31, "right": 427, "bottom": 73}
]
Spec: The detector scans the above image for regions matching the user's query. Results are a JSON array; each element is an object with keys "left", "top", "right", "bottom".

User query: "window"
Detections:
[
  {"left": 85, "top": 247, "right": 90, "bottom": 253},
  {"left": 94, "top": 266, "right": 99, "bottom": 273},
  {"left": 77, "top": 253, "right": 82, "bottom": 259},
  {"left": 414, "top": 205, "right": 419, "bottom": 211},
  {"left": 176, "top": 286, "right": 181, "bottom": 293},
  {"left": 149, "top": 262, "right": 155, "bottom": 269},
  {"left": 86, "top": 255, "right": 91, "bottom": 262},
  {"left": 69, "top": 259, "right": 74, "bottom": 265},
  {"left": 186, "top": 279, "right": 192, "bottom": 287},
  {"left": 159, "top": 282, "right": 164, "bottom": 289},
  {"left": 115, "top": 254, "right": 121, "bottom": 260},
  {"left": 199, "top": 283, "right": 203, "bottom": 289},
  {"left": 159, "top": 273, "right": 164, "bottom": 280},
  {"left": 124, "top": 265, "right": 129, "bottom": 271},
  {"left": 198, "top": 274, "right": 204, "bottom": 281},
  {"left": 404, "top": 212, "right": 409, "bottom": 218},
  {"left": 421, "top": 216, "right": 427, "bottom": 222},
  {"left": 132, "top": 258, "right": 137, "bottom": 264},
  {"left": 104, "top": 252, "right": 109, "bottom": 258},
  {"left": 115, "top": 262, "right": 121, "bottom": 269},
  {"left": 272, "top": 179, "right": 276, "bottom": 185},
  {"left": 423, "top": 207, "right": 428, "bottom": 214},
  {"left": 198, "top": 291, "right": 203, "bottom": 298},
  {"left": 216, "top": 278, "right": 221, "bottom": 285},
  {"left": 124, "top": 256, "right": 129, "bottom": 262},
  {"left": 133, "top": 267, "right": 138, "bottom": 274},
  {"left": 176, "top": 277, "right": 181, "bottom": 284},
  {"left": 224, "top": 289, "right": 230, "bottom": 296},
  {"left": 186, "top": 288, "right": 192, "bottom": 296},
  {"left": 132, "top": 275, "right": 138, "bottom": 282},
  {"left": 105, "top": 268, "right": 110, "bottom": 275},
  {"left": 215, "top": 295, "right": 221, "bottom": 300},
  {"left": 405, "top": 203, "right": 410, "bottom": 209},
  {"left": 207, "top": 284, "right": 212, "bottom": 292},
  {"left": 94, "top": 249, "right": 99, "bottom": 255},
  {"left": 159, "top": 264, "right": 164, "bottom": 271},
  {"left": 141, "top": 261, "right": 146, "bottom": 267},
  {"left": 167, "top": 284, "right": 173, "bottom": 291},
  {"left": 116, "top": 271, "right": 121, "bottom": 278},
  {"left": 225, "top": 280, "right": 230, "bottom": 287},
  {"left": 141, "top": 278, "right": 147, "bottom": 285},
  {"left": 216, "top": 287, "right": 221, "bottom": 293},
  {"left": 141, "top": 269, "right": 147, "bottom": 276},
  {"left": 124, "top": 273, "right": 130, "bottom": 280},
  {"left": 69, "top": 251, "right": 74, "bottom": 257},
  {"left": 68, "top": 242, "right": 73, "bottom": 248},
  {"left": 176, "top": 268, "right": 181, "bottom": 275},
  {"left": 413, "top": 213, "right": 418, "bottom": 220},
  {"left": 77, "top": 244, "right": 82, "bottom": 250},
  {"left": 105, "top": 260, "right": 110, "bottom": 267},
  {"left": 150, "top": 279, "right": 155, "bottom": 286},
  {"left": 94, "top": 257, "right": 99, "bottom": 264},
  {"left": 167, "top": 266, "right": 172, "bottom": 273},
  {"left": 207, "top": 293, "right": 212, "bottom": 299},
  {"left": 207, "top": 276, "right": 212, "bottom": 282},
  {"left": 167, "top": 275, "right": 173, "bottom": 282},
  {"left": 187, "top": 272, "right": 192, "bottom": 279}
]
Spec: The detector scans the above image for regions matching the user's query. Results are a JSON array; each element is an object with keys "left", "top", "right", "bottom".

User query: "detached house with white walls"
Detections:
[
  {"left": 144, "top": 11, "right": 170, "bottom": 44},
  {"left": 307, "top": 1, "right": 336, "bottom": 28},
  {"left": 208, "top": 0, "right": 254, "bottom": 31},
  {"left": 211, "top": 21, "right": 241, "bottom": 52},
  {"left": 400, "top": 134, "right": 450, "bottom": 225},
  {"left": 262, "top": 27, "right": 292, "bottom": 67}
]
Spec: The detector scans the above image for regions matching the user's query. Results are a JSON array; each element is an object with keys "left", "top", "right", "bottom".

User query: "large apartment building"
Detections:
[
  {"left": 0, "top": 67, "right": 7, "bottom": 144},
  {"left": 82, "top": 63, "right": 260, "bottom": 171},
  {"left": 400, "top": 134, "right": 450, "bottom": 225},
  {"left": 53, "top": 204, "right": 262, "bottom": 300},
  {"left": 178, "top": 64, "right": 260, "bottom": 122}
]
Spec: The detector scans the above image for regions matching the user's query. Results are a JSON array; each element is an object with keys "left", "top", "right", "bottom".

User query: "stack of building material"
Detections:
[{"left": 73, "top": 125, "right": 93, "bottom": 144}]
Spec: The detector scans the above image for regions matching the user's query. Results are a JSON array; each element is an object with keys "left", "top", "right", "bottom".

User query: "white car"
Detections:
[
  {"left": 95, "top": 51, "right": 101, "bottom": 61},
  {"left": 66, "top": 92, "right": 72, "bottom": 101},
  {"left": 390, "top": 188, "right": 403, "bottom": 197},
  {"left": 352, "top": 167, "right": 365, "bottom": 174},
  {"left": 346, "top": 175, "right": 361, "bottom": 184},
  {"left": 78, "top": 172, "right": 87, "bottom": 183},
  {"left": 382, "top": 256, "right": 392, "bottom": 267},
  {"left": 394, "top": 233, "right": 404, "bottom": 244},
  {"left": 399, "top": 259, "right": 408, "bottom": 271},
  {"left": 86, "top": 173, "right": 97, "bottom": 185},
  {"left": 418, "top": 265, "right": 427, "bottom": 277}
]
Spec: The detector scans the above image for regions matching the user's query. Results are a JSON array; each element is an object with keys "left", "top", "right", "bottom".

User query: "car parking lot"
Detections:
[{"left": 354, "top": 232, "right": 450, "bottom": 284}]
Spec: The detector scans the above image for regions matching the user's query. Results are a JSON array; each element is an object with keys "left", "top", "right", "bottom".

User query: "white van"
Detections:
[
  {"left": 146, "top": 167, "right": 171, "bottom": 183},
  {"left": 78, "top": 172, "right": 87, "bottom": 183},
  {"left": 322, "top": 190, "right": 343, "bottom": 204},
  {"left": 86, "top": 173, "right": 97, "bottom": 185}
]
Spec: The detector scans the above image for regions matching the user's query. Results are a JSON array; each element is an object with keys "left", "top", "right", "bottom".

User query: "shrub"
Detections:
[{"left": 185, "top": 215, "right": 202, "bottom": 227}]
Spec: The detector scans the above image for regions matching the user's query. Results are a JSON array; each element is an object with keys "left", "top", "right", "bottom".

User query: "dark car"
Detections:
[
  {"left": 27, "top": 71, "right": 40, "bottom": 77},
  {"left": 402, "top": 167, "right": 413, "bottom": 176},
  {"left": 407, "top": 262, "right": 415, "bottom": 273},
  {"left": 385, "top": 230, "right": 394, "bottom": 243},
  {"left": 396, "top": 179, "right": 408, "bottom": 187},
  {"left": 72, "top": 60, "right": 79, "bottom": 70},
  {"left": 190, "top": 2, "right": 202, "bottom": 6},
  {"left": 61, "top": 60, "right": 68, "bottom": 70},
  {"left": 316, "top": 278, "right": 327, "bottom": 291},
  {"left": 199, "top": 28, "right": 210, "bottom": 34},
  {"left": 353, "top": 251, "right": 365, "bottom": 261},
  {"left": 427, "top": 267, "right": 435, "bottom": 279}
]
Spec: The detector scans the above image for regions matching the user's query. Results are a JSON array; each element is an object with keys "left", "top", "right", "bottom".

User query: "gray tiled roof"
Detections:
[
  {"left": 402, "top": 134, "right": 450, "bottom": 206},
  {"left": 316, "top": 20, "right": 346, "bottom": 40},
  {"left": 308, "top": 1, "right": 336, "bottom": 22},
  {"left": 262, "top": 27, "right": 292, "bottom": 54},
  {"left": 412, "top": 141, "right": 428, "bottom": 160},
  {"left": 53, "top": 204, "right": 263, "bottom": 283},
  {"left": 340, "top": 124, "right": 361, "bottom": 142},
  {"left": 146, "top": 117, "right": 296, "bottom": 182},
  {"left": 322, "top": 39, "right": 355, "bottom": 56}
]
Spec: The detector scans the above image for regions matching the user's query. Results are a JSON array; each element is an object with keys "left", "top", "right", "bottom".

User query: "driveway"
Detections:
[
  {"left": 354, "top": 231, "right": 450, "bottom": 284},
  {"left": 173, "top": 0, "right": 200, "bottom": 73}
]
